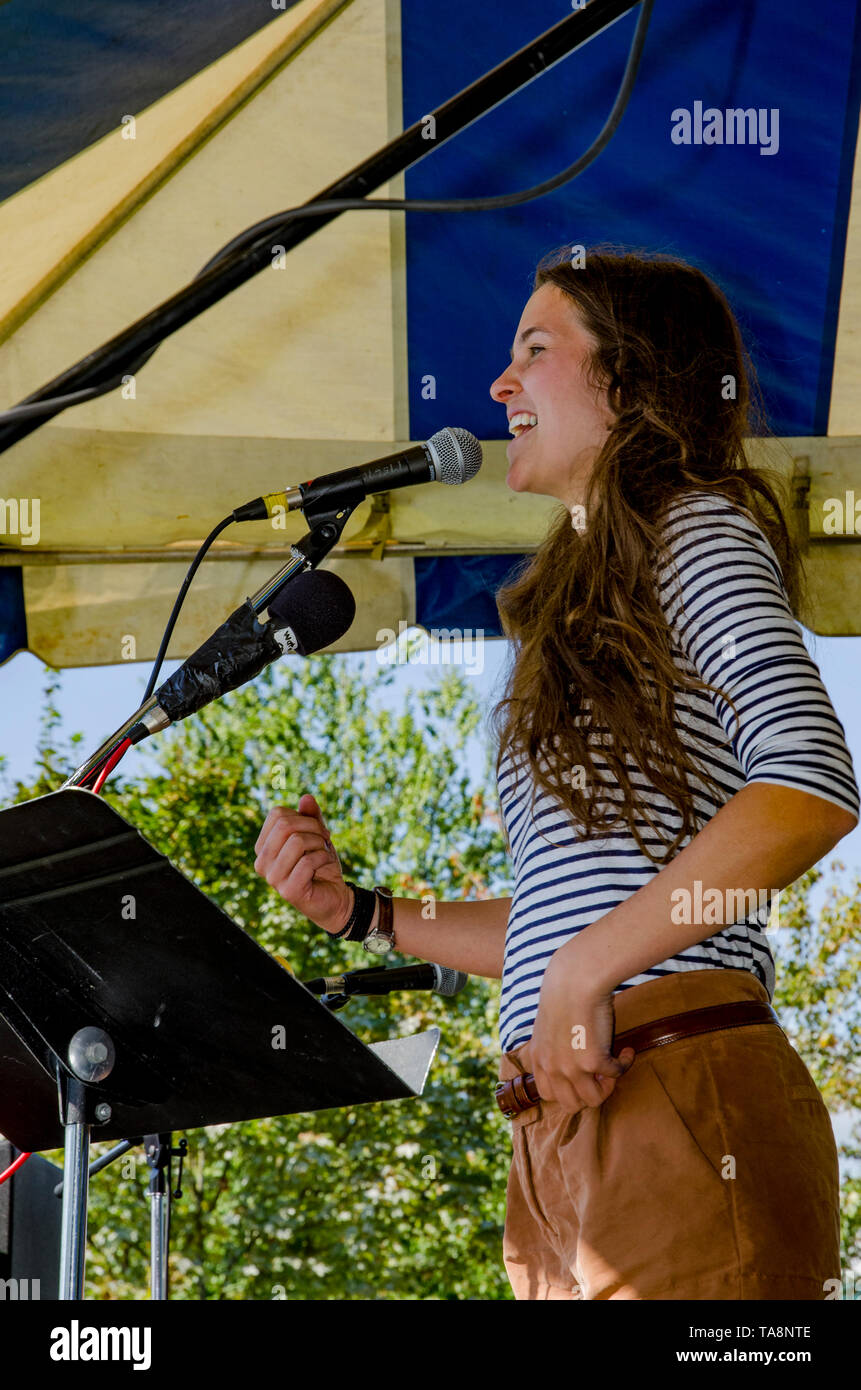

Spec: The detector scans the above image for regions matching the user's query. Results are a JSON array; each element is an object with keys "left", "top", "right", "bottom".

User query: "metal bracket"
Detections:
[
  {"left": 342, "top": 493, "right": 393, "bottom": 560},
  {"left": 790, "top": 454, "right": 811, "bottom": 550}
]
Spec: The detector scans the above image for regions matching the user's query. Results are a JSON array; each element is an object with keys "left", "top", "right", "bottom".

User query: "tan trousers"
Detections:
[{"left": 498, "top": 967, "right": 841, "bottom": 1300}]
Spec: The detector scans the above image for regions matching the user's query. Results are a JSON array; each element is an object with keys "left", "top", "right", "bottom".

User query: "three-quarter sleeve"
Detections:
[{"left": 656, "top": 491, "right": 860, "bottom": 820}]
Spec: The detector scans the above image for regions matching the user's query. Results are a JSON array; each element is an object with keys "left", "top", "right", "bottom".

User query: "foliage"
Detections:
[
  {"left": 2, "top": 657, "right": 514, "bottom": 1300},
  {"left": 2, "top": 660, "right": 860, "bottom": 1296},
  {"left": 770, "top": 867, "right": 861, "bottom": 1277}
]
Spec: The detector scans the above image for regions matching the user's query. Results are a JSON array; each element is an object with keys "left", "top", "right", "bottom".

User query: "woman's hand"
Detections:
[
  {"left": 254, "top": 793, "right": 352, "bottom": 935},
  {"left": 518, "top": 945, "right": 635, "bottom": 1113}
]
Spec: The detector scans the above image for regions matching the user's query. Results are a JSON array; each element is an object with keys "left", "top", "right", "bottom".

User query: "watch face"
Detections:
[{"left": 364, "top": 933, "right": 391, "bottom": 955}]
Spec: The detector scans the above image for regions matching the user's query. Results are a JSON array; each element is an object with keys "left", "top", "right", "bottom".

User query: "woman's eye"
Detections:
[{"left": 529, "top": 344, "right": 544, "bottom": 355}]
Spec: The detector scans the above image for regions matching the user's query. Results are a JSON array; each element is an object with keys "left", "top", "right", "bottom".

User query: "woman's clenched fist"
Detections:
[{"left": 254, "top": 793, "right": 352, "bottom": 935}]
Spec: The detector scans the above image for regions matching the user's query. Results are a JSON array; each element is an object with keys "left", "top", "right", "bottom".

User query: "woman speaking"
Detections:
[{"left": 254, "top": 245, "right": 859, "bottom": 1301}]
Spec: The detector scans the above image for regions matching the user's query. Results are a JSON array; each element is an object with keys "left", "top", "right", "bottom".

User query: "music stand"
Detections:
[{"left": 0, "top": 789, "right": 440, "bottom": 1299}]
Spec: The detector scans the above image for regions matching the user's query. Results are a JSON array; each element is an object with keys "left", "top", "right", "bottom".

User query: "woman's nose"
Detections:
[{"left": 490, "top": 364, "right": 518, "bottom": 402}]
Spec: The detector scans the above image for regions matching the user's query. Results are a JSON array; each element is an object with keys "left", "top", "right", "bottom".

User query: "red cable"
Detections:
[
  {"left": 91, "top": 737, "right": 132, "bottom": 795},
  {"left": 0, "top": 1151, "right": 32, "bottom": 1185}
]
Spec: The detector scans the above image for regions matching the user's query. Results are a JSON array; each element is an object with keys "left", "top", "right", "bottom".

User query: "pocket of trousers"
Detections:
[
  {"left": 644, "top": 1049, "right": 729, "bottom": 1186},
  {"left": 513, "top": 1123, "right": 561, "bottom": 1244},
  {"left": 647, "top": 1027, "right": 836, "bottom": 1186},
  {"left": 789, "top": 1083, "right": 829, "bottom": 1108}
]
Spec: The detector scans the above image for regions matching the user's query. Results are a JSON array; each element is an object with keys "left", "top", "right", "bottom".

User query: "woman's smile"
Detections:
[{"left": 508, "top": 421, "right": 537, "bottom": 448}]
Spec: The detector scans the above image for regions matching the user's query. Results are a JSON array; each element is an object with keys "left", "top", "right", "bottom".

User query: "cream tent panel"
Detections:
[{"left": 0, "top": 0, "right": 858, "bottom": 664}]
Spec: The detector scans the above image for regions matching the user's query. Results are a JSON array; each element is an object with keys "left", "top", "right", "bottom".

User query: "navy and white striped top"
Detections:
[{"left": 497, "top": 490, "right": 860, "bottom": 1054}]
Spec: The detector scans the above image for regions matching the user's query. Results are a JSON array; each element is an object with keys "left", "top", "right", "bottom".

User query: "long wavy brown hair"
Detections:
[{"left": 492, "top": 244, "right": 804, "bottom": 863}]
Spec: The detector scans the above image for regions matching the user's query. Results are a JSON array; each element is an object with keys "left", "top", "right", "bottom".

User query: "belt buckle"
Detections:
[{"left": 495, "top": 1081, "right": 518, "bottom": 1119}]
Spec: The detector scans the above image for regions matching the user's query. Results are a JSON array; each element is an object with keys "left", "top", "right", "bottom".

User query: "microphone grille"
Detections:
[
  {"left": 432, "top": 964, "right": 469, "bottom": 997},
  {"left": 426, "top": 427, "right": 483, "bottom": 485}
]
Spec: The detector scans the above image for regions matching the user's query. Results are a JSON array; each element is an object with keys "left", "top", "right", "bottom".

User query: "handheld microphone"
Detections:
[
  {"left": 303, "top": 961, "right": 468, "bottom": 998},
  {"left": 233, "top": 427, "right": 482, "bottom": 522},
  {"left": 134, "top": 567, "right": 355, "bottom": 735}
]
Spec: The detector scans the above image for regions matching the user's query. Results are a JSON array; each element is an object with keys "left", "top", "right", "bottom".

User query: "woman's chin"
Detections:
[
  {"left": 505, "top": 454, "right": 531, "bottom": 493},
  {"left": 507, "top": 463, "right": 547, "bottom": 497}
]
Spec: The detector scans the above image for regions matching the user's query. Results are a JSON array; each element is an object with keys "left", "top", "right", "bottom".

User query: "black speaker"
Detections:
[{"left": 0, "top": 1140, "right": 62, "bottom": 1300}]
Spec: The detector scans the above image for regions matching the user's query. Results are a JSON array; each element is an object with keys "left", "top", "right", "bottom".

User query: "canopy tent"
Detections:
[{"left": 0, "top": 0, "right": 859, "bottom": 675}]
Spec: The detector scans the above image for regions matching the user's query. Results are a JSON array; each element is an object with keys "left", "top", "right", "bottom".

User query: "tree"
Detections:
[
  {"left": 2, "top": 655, "right": 515, "bottom": 1299},
  {"left": 2, "top": 659, "right": 859, "bottom": 1298},
  {"left": 769, "top": 866, "right": 861, "bottom": 1285}
]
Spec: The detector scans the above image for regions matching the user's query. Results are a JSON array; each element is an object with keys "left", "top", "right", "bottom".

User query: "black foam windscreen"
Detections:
[{"left": 266, "top": 567, "right": 356, "bottom": 655}]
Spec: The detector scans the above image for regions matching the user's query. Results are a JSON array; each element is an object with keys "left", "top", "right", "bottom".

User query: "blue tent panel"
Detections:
[
  {"left": 414, "top": 554, "right": 529, "bottom": 637},
  {"left": 402, "top": 0, "right": 861, "bottom": 440},
  {"left": 0, "top": 568, "right": 27, "bottom": 665}
]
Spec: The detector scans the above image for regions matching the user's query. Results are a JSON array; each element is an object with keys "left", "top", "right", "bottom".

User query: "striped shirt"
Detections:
[{"left": 497, "top": 490, "right": 860, "bottom": 1054}]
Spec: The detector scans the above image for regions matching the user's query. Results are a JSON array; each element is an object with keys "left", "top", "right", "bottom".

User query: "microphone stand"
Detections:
[
  {"left": 45, "top": 493, "right": 369, "bottom": 1296},
  {"left": 62, "top": 495, "right": 360, "bottom": 789},
  {"left": 52, "top": 1134, "right": 188, "bottom": 1301},
  {"left": 246, "top": 494, "right": 361, "bottom": 617}
]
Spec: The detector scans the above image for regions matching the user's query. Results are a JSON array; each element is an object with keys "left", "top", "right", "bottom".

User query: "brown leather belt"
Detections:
[{"left": 495, "top": 999, "right": 781, "bottom": 1118}]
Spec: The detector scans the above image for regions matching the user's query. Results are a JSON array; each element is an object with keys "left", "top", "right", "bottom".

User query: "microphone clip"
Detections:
[{"left": 319, "top": 992, "right": 351, "bottom": 1013}]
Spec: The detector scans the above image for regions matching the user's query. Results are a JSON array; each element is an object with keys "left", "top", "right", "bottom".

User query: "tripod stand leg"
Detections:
[
  {"left": 145, "top": 1132, "right": 172, "bottom": 1300},
  {"left": 150, "top": 1188, "right": 170, "bottom": 1299},
  {"left": 59, "top": 1082, "right": 90, "bottom": 1300}
]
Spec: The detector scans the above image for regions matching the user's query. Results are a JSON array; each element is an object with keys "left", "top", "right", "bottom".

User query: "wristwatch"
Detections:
[{"left": 363, "top": 886, "right": 395, "bottom": 954}]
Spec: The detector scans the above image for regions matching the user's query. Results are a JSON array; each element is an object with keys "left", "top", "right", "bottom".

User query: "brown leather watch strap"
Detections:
[
  {"left": 374, "top": 885, "right": 394, "bottom": 945},
  {"left": 360, "top": 885, "right": 395, "bottom": 953}
]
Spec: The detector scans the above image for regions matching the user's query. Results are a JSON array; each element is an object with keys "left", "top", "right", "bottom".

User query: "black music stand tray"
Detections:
[{"left": 0, "top": 790, "right": 440, "bottom": 1299}]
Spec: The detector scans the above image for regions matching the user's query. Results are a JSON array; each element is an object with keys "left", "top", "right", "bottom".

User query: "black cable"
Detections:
[
  {"left": 142, "top": 515, "right": 234, "bottom": 701},
  {"left": 72, "top": 517, "right": 234, "bottom": 784},
  {"left": 194, "top": 0, "right": 652, "bottom": 268},
  {"left": 48, "top": 0, "right": 655, "bottom": 741},
  {"left": 0, "top": 0, "right": 652, "bottom": 430},
  {"left": 0, "top": 383, "right": 116, "bottom": 424}
]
